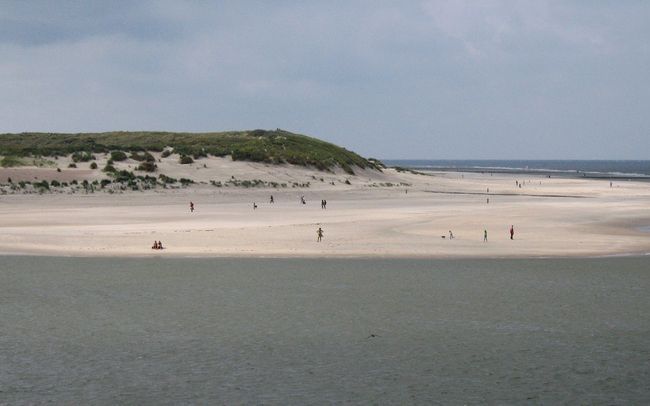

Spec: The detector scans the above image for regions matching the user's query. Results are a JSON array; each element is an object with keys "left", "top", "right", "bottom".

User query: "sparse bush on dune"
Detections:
[
  {"left": 71, "top": 152, "right": 95, "bottom": 162},
  {"left": 137, "top": 161, "right": 157, "bottom": 172},
  {"left": 1, "top": 156, "right": 23, "bottom": 167},
  {"left": 179, "top": 155, "right": 194, "bottom": 164},
  {"left": 90, "top": 162, "right": 98, "bottom": 169},
  {"left": 110, "top": 151, "right": 128, "bottom": 161},
  {"left": 158, "top": 174, "right": 177, "bottom": 184},
  {"left": 0, "top": 130, "right": 382, "bottom": 172},
  {"left": 130, "top": 151, "right": 155, "bottom": 162}
]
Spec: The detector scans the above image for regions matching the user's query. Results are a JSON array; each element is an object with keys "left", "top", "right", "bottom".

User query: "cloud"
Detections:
[{"left": 1, "top": 1, "right": 649, "bottom": 158}]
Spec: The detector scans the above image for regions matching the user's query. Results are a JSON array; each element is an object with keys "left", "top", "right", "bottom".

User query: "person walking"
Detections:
[
  {"left": 449, "top": 230, "right": 454, "bottom": 239},
  {"left": 317, "top": 227, "right": 324, "bottom": 242},
  {"left": 484, "top": 229, "right": 488, "bottom": 242},
  {"left": 509, "top": 225, "right": 514, "bottom": 240},
  {"left": 190, "top": 201, "right": 194, "bottom": 212}
]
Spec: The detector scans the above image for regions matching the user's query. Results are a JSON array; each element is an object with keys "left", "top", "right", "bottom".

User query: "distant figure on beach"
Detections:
[
  {"left": 449, "top": 230, "right": 454, "bottom": 239},
  {"left": 510, "top": 225, "right": 514, "bottom": 240},
  {"left": 253, "top": 202, "right": 257, "bottom": 210},
  {"left": 317, "top": 227, "right": 324, "bottom": 242},
  {"left": 484, "top": 229, "right": 488, "bottom": 242},
  {"left": 405, "top": 189, "right": 408, "bottom": 194},
  {"left": 301, "top": 195, "right": 306, "bottom": 205},
  {"left": 270, "top": 195, "right": 274, "bottom": 204},
  {"left": 152, "top": 241, "right": 158, "bottom": 249},
  {"left": 321, "top": 199, "right": 327, "bottom": 209},
  {"left": 190, "top": 201, "right": 194, "bottom": 212},
  {"left": 487, "top": 187, "right": 489, "bottom": 193},
  {"left": 487, "top": 197, "right": 490, "bottom": 204},
  {"left": 610, "top": 181, "right": 613, "bottom": 188}
]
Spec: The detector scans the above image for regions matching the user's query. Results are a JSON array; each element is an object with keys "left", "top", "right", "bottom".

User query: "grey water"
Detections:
[
  {"left": 384, "top": 159, "right": 650, "bottom": 180},
  {"left": 1, "top": 256, "right": 649, "bottom": 405}
]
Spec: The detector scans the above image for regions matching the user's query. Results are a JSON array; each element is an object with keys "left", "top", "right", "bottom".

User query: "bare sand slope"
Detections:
[{"left": 1, "top": 160, "right": 649, "bottom": 258}]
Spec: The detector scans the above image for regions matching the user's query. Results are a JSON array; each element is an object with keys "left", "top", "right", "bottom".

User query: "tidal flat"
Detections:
[{"left": 1, "top": 256, "right": 649, "bottom": 404}]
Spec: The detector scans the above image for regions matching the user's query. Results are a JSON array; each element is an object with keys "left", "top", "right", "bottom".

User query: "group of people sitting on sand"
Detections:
[{"left": 151, "top": 241, "right": 164, "bottom": 250}]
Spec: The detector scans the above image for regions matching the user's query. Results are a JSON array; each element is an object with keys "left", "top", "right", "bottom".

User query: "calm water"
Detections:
[
  {"left": 1, "top": 256, "right": 649, "bottom": 404},
  {"left": 385, "top": 159, "right": 650, "bottom": 179}
]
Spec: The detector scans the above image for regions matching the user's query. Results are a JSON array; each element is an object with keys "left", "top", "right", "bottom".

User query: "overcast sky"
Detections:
[{"left": 1, "top": 1, "right": 649, "bottom": 159}]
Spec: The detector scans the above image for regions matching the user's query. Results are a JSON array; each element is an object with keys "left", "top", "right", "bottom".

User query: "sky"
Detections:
[{"left": 1, "top": 1, "right": 649, "bottom": 159}]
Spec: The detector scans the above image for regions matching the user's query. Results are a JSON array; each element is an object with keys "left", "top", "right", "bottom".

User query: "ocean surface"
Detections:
[
  {"left": 384, "top": 159, "right": 650, "bottom": 180},
  {"left": 1, "top": 256, "right": 649, "bottom": 404}
]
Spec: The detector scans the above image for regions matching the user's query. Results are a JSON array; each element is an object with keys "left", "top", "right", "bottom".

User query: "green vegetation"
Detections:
[
  {"left": 179, "top": 155, "right": 194, "bottom": 164},
  {"left": 0, "top": 129, "right": 380, "bottom": 173},
  {"left": 130, "top": 151, "right": 155, "bottom": 162},
  {"left": 1, "top": 156, "right": 24, "bottom": 167},
  {"left": 137, "top": 161, "right": 157, "bottom": 172},
  {"left": 71, "top": 151, "right": 95, "bottom": 162},
  {"left": 110, "top": 151, "right": 128, "bottom": 161}
]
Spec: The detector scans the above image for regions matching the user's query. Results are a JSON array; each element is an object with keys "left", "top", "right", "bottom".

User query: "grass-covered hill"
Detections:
[{"left": 0, "top": 129, "right": 380, "bottom": 174}]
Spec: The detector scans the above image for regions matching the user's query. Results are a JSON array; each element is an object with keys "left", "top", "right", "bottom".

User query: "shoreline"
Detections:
[{"left": 1, "top": 251, "right": 649, "bottom": 260}]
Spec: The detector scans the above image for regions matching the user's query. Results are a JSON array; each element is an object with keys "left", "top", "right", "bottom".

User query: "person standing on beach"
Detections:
[
  {"left": 190, "top": 201, "right": 194, "bottom": 212},
  {"left": 270, "top": 195, "right": 274, "bottom": 204},
  {"left": 449, "top": 230, "right": 454, "bottom": 239},
  {"left": 317, "top": 227, "right": 324, "bottom": 242},
  {"left": 510, "top": 225, "right": 514, "bottom": 240},
  {"left": 484, "top": 229, "right": 488, "bottom": 242}
]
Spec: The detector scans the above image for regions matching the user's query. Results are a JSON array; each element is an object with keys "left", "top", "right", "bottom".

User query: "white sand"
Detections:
[{"left": 1, "top": 155, "right": 649, "bottom": 258}]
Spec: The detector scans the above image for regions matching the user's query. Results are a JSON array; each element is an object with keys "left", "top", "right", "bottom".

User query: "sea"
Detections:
[
  {"left": 384, "top": 159, "right": 650, "bottom": 180},
  {"left": 1, "top": 256, "right": 649, "bottom": 404}
]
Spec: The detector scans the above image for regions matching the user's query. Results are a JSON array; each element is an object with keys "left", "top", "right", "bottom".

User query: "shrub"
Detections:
[
  {"left": 130, "top": 152, "right": 155, "bottom": 162},
  {"left": 161, "top": 150, "right": 172, "bottom": 158},
  {"left": 113, "top": 170, "right": 136, "bottom": 183},
  {"left": 34, "top": 180, "right": 49, "bottom": 190},
  {"left": 180, "top": 178, "right": 194, "bottom": 185},
  {"left": 68, "top": 163, "right": 77, "bottom": 168},
  {"left": 90, "top": 162, "right": 98, "bottom": 169},
  {"left": 193, "top": 150, "right": 207, "bottom": 159},
  {"left": 50, "top": 180, "right": 61, "bottom": 187},
  {"left": 110, "top": 151, "right": 128, "bottom": 161},
  {"left": 103, "top": 163, "right": 116, "bottom": 173},
  {"left": 1, "top": 156, "right": 23, "bottom": 167},
  {"left": 137, "top": 161, "right": 157, "bottom": 172},
  {"left": 100, "top": 179, "right": 112, "bottom": 188},
  {"left": 179, "top": 155, "right": 194, "bottom": 164},
  {"left": 71, "top": 152, "right": 95, "bottom": 162},
  {"left": 158, "top": 174, "right": 177, "bottom": 184}
]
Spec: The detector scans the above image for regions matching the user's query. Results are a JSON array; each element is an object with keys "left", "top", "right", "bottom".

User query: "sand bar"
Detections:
[{"left": 1, "top": 158, "right": 649, "bottom": 258}]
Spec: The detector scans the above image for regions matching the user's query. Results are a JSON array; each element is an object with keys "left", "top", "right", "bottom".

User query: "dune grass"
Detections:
[{"left": 0, "top": 129, "right": 379, "bottom": 174}]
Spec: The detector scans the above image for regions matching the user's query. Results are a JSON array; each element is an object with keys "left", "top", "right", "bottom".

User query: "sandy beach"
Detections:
[{"left": 1, "top": 156, "right": 649, "bottom": 258}]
